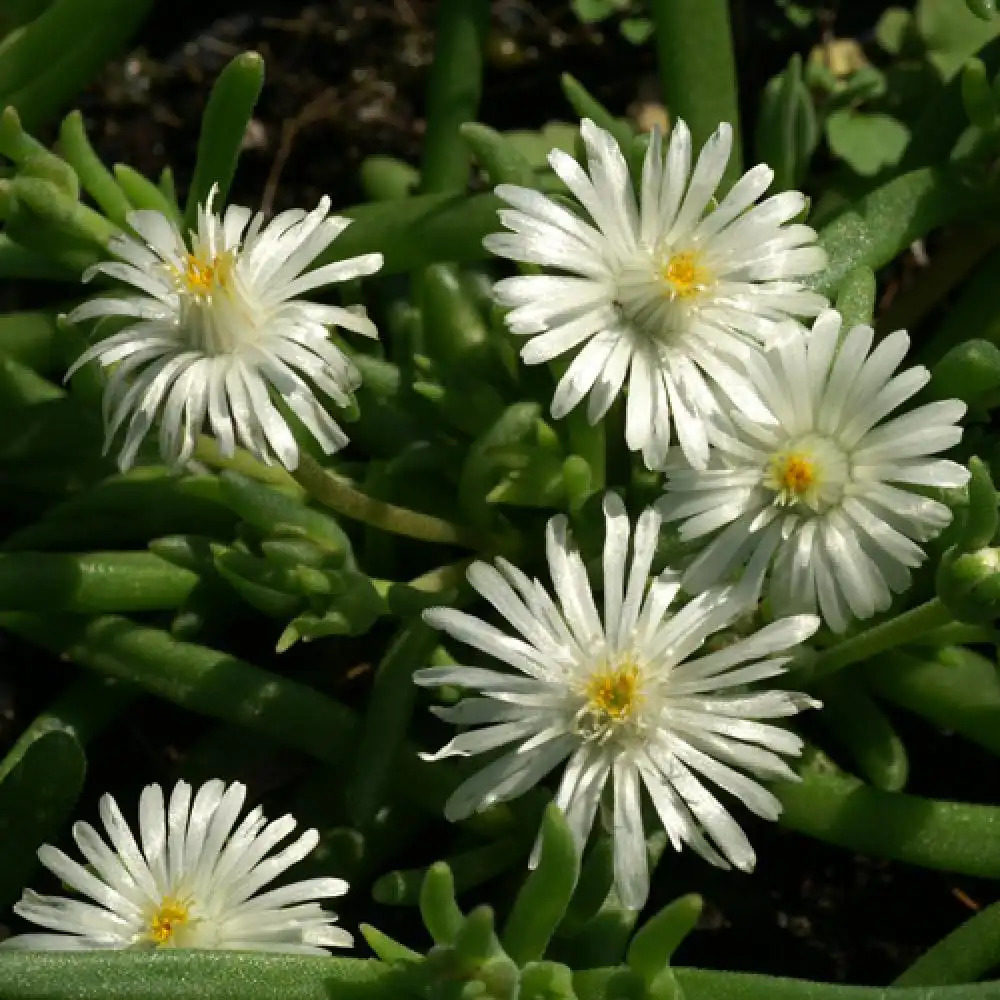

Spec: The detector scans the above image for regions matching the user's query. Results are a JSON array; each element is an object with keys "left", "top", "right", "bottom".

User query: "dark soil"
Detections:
[
  {"left": 10, "top": 0, "right": 988, "bottom": 989},
  {"left": 74, "top": 0, "right": 664, "bottom": 214},
  {"left": 71, "top": 0, "right": 898, "bottom": 213}
]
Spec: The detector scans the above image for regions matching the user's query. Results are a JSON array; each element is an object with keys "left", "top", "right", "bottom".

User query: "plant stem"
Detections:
[
  {"left": 914, "top": 623, "right": 1000, "bottom": 647},
  {"left": 407, "top": 559, "right": 473, "bottom": 593},
  {"left": 293, "top": 453, "right": 486, "bottom": 550},
  {"left": 807, "top": 598, "right": 954, "bottom": 682},
  {"left": 193, "top": 435, "right": 304, "bottom": 495},
  {"left": 649, "top": 0, "right": 742, "bottom": 188},
  {"left": 420, "top": 0, "right": 489, "bottom": 193}
]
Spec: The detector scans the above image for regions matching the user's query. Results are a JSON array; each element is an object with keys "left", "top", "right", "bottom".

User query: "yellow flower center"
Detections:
[
  {"left": 146, "top": 896, "right": 191, "bottom": 946},
  {"left": 660, "top": 250, "right": 711, "bottom": 300},
  {"left": 584, "top": 660, "right": 642, "bottom": 723},
  {"left": 766, "top": 449, "right": 822, "bottom": 507},
  {"left": 775, "top": 453, "right": 816, "bottom": 494},
  {"left": 177, "top": 252, "right": 233, "bottom": 298}
]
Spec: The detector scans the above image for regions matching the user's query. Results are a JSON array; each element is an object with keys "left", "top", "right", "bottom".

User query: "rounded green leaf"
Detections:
[{"left": 826, "top": 110, "right": 910, "bottom": 176}]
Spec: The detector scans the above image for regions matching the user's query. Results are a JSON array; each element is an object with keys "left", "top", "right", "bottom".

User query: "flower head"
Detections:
[
  {"left": 415, "top": 494, "right": 819, "bottom": 910},
  {"left": 660, "top": 310, "right": 970, "bottom": 632},
  {"left": 485, "top": 118, "right": 828, "bottom": 469},
  {"left": 1, "top": 779, "right": 351, "bottom": 953},
  {"left": 67, "top": 189, "right": 383, "bottom": 471}
]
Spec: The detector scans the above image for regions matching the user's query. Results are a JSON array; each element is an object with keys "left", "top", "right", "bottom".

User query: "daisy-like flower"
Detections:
[
  {"left": 414, "top": 494, "right": 819, "bottom": 910},
  {"left": 485, "top": 117, "right": 828, "bottom": 469},
  {"left": 67, "top": 188, "right": 383, "bottom": 471},
  {"left": 659, "top": 310, "right": 970, "bottom": 632},
  {"left": 1, "top": 779, "right": 351, "bottom": 953}
]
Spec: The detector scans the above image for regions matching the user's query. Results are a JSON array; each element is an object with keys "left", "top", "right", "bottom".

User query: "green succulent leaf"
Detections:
[{"left": 918, "top": 0, "right": 1000, "bottom": 78}]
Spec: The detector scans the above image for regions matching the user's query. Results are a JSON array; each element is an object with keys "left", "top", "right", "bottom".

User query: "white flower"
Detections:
[
  {"left": 485, "top": 118, "right": 828, "bottom": 470},
  {"left": 414, "top": 494, "right": 819, "bottom": 910},
  {"left": 1, "top": 779, "right": 351, "bottom": 953},
  {"left": 67, "top": 188, "right": 383, "bottom": 471},
  {"left": 660, "top": 310, "right": 970, "bottom": 632}
]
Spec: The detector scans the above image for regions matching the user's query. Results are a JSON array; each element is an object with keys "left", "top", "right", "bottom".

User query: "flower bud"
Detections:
[
  {"left": 519, "top": 963, "right": 577, "bottom": 1000},
  {"left": 219, "top": 471, "right": 353, "bottom": 565},
  {"left": 936, "top": 544, "right": 1000, "bottom": 624},
  {"left": 959, "top": 456, "right": 999, "bottom": 552}
]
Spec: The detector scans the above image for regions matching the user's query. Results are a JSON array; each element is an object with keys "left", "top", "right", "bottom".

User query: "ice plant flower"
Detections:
[
  {"left": 660, "top": 310, "right": 970, "bottom": 632},
  {"left": 1, "top": 779, "right": 352, "bottom": 952},
  {"left": 484, "top": 117, "right": 828, "bottom": 469},
  {"left": 414, "top": 494, "right": 820, "bottom": 910},
  {"left": 67, "top": 188, "right": 383, "bottom": 471}
]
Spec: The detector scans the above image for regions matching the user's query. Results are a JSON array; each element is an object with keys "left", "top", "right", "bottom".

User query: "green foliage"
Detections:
[
  {"left": 919, "top": 0, "right": 1000, "bottom": 78},
  {"left": 502, "top": 806, "right": 580, "bottom": 965},
  {"left": 421, "top": 0, "right": 489, "bottom": 194},
  {"left": 570, "top": 0, "right": 652, "bottom": 48},
  {"left": 183, "top": 51, "right": 264, "bottom": 227},
  {"left": 776, "top": 748, "right": 1000, "bottom": 878},
  {"left": 0, "top": 0, "right": 151, "bottom": 130},
  {"left": 968, "top": 0, "right": 999, "bottom": 22},
  {"left": 825, "top": 110, "right": 910, "bottom": 176},
  {"left": 0, "top": 725, "right": 85, "bottom": 908},
  {"left": 755, "top": 55, "right": 818, "bottom": 192},
  {"left": 3, "top": 5, "right": 1000, "bottom": 1000},
  {"left": 832, "top": 266, "right": 876, "bottom": 328},
  {"left": 895, "top": 898, "right": 1000, "bottom": 985},
  {"left": 816, "top": 676, "right": 909, "bottom": 792}
]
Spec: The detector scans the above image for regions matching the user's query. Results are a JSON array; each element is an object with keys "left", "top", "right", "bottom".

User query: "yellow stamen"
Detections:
[
  {"left": 661, "top": 250, "right": 711, "bottom": 300},
  {"left": 585, "top": 661, "right": 641, "bottom": 722},
  {"left": 767, "top": 450, "right": 820, "bottom": 507},
  {"left": 147, "top": 896, "right": 190, "bottom": 946},
  {"left": 178, "top": 252, "right": 232, "bottom": 297},
  {"left": 776, "top": 454, "right": 816, "bottom": 494},
  {"left": 183, "top": 255, "right": 216, "bottom": 294}
]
